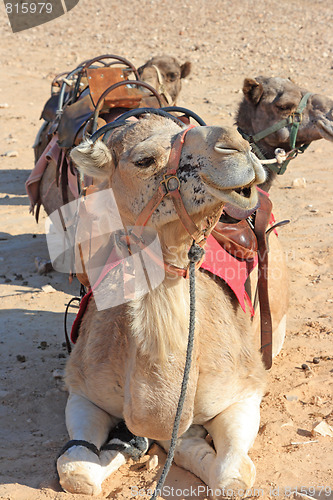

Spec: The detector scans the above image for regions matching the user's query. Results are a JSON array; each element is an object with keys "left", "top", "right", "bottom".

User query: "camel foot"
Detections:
[
  {"left": 210, "top": 454, "right": 256, "bottom": 499},
  {"left": 57, "top": 445, "right": 103, "bottom": 496}
]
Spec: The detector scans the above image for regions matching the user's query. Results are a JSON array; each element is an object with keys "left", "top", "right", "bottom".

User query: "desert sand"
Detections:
[{"left": 0, "top": 1, "right": 332, "bottom": 499}]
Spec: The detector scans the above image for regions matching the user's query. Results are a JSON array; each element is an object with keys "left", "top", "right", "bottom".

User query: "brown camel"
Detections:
[
  {"left": 56, "top": 113, "right": 284, "bottom": 497},
  {"left": 29, "top": 56, "right": 191, "bottom": 218},
  {"left": 138, "top": 55, "right": 191, "bottom": 106},
  {"left": 233, "top": 75, "right": 332, "bottom": 360},
  {"left": 237, "top": 76, "right": 333, "bottom": 191}
]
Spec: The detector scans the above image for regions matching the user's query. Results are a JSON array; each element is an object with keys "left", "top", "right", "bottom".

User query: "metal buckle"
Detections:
[
  {"left": 160, "top": 174, "right": 181, "bottom": 193},
  {"left": 290, "top": 111, "right": 302, "bottom": 124}
]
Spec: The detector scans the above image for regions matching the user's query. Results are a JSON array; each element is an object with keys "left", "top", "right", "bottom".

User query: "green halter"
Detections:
[{"left": 238, "top": 92, "right": 313, "bottom": 175}]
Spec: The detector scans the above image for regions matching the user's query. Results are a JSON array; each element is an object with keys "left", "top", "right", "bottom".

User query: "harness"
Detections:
[
  {"left": 238, "top": 92, "right": 313, "bottom": 175},
  {"left": 151, "top": 64, "right": 174, "bottom": 105},
  {"left": 89, "top": 110, "right": 222, "bottom": 278}
]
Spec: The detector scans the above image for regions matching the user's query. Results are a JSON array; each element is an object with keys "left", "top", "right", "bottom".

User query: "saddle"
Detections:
[
  {"left": 212, "top": 218, "right": 257, "bottom": 260},
  {"left": 41, "top": 66, "right": 162, "bottom": 148},
  {"left": 213, "top": 190, "right": 274, "bottom": 370},
  {"left": 32, "top": 55, "right": 166, "bottom": 219}
]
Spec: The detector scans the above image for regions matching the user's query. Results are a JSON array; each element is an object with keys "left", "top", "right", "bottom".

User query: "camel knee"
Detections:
[{"left": 203, "top": 394, "right": 261, "bottom": 494}]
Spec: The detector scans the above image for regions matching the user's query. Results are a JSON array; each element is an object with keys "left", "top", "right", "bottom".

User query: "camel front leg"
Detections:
[
  {"left": 158, "top": 425, "right": 216, "bottom": 486},
  {"left": 204, "top": 392, "right": 262, "bottom": 498},
  {"left": 57, "top": 393, "right": 125, "bottom": 496}
]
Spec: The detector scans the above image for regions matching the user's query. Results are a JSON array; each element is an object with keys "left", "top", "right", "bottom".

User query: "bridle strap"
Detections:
[
  {"left": 122, "top": 231, "right": 205, "bottom": 278},
  {"left": 250, "top": 117, "right": 292, "bottom": 144},
  {"left": 151, "top": 65, "right": 174, "bottom": 105},
  {"left": 250, "top": 92, "right": 313, "bottom": 145},
  {"left": 129, "top": 124, "right": 220, "bottom": 277},
  {"left": 168, "top": 189, "right": 204, "bottom": 242},
  {"left": 134, "top": 184, "right": 169, "bottom": 228},
  {"left": 134, "top": 124, "right": 204, "bottom": 244},
  {"left": 289, "top": 92, "right": 313, "bottom": 149},
  {"left": 238, "top": 92, "right": 313, "bottom": 175},
  {"left": 164, "top": 126, "right": 205, "bottom": 242}
]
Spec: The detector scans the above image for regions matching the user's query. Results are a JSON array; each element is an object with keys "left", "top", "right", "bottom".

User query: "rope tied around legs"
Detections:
[{"left": 150, "top": 241, "right": 204, "bottom": 499}]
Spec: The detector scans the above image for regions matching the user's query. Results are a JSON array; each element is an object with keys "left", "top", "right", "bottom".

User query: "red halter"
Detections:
[{"left": 129, "top": 125, "right": 223, "bottom": 277}]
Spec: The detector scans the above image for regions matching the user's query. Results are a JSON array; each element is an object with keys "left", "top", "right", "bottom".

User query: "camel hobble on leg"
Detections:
[{"left": 57, "top": 393, "right": 125, "bottom": 495}]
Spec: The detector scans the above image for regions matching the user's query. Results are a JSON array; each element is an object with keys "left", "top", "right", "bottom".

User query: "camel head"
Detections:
[
  {"left": 238, "top": 76, "right": 333, "bottom": 148},
  {"left": 237, "top": 76, "right": 333, "bottom": 188},
  {"left": 137, "top": 56, "right": 191, "bottom": 105},
  {"left": 71, "top": 114, "right": 265, "bottom": 262}
]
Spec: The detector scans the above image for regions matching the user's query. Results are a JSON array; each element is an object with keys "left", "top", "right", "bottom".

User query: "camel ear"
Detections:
[
  {"left": 70, "top": 139, "right": 114, "bottom": 179},
  {"left": 136, "top": 63, "right": 145, "bottom": 77},
  {"left": 180, "top": 61, "right": 191, "bottom": 79},
  {"left": 242, "top": 78, "right": 264, "bottom": 105}
]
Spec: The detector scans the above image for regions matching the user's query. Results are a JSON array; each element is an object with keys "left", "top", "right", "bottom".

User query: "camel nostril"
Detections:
[{"left": 214, "top": 144, "right": 238, "bottom": 154}]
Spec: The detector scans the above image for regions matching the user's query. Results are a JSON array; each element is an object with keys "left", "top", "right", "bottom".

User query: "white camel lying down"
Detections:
[{"left": 57, "top": 114, "right": 283, "bottom": 497}]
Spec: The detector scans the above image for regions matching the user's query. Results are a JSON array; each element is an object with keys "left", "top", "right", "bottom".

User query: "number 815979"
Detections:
[{"left": 5, "top": 3, "right": 53, "bottom": 14}]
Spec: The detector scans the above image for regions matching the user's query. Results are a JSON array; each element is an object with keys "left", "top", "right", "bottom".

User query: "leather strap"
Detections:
[
  {"left": 134, "top": 184, "right": 168, "bottom": 228},
  {"left": 253, "top": 192, "right": 273, "bottom": 370},
  {"left": 151, "top": 64, "right": 174, "bottom": 105},
  {"left": 168, "top": 188, "right": 205, "bottom": 243},
  {"left": 133, "top": 125, "right": 205, "bottom": 246},
  {"left": 58, "top": 439, "right": 100, "bottom": 458},
  {"left": 119, "top": 230, "right": 206, "bottom": 279}
]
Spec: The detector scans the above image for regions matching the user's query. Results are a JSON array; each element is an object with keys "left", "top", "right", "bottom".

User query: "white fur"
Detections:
[{"left": 70, "top": 139, "right": 113, "bottom": 179}]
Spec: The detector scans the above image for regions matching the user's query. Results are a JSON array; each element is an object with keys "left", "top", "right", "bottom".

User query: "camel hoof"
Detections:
[
  {"left": 210, "top": 454, "right": 256, "bottom": 499},
  {"left": 57, "top": 445, "right": 103, "bottom": 496}
]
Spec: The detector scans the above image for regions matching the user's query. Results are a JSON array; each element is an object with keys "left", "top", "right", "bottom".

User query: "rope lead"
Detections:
[{"left": 150, "top": 241, "right": 203, "bottom": 499}]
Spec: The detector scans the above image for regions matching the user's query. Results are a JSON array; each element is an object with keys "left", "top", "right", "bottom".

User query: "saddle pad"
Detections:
[{"left": 201, "top": 235, "right": 256, "bottom": 314}]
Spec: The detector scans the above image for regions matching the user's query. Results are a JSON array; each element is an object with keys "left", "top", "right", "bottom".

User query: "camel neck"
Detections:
[{"left": 128, "top": 276, "right": 191, "bottom": 365}]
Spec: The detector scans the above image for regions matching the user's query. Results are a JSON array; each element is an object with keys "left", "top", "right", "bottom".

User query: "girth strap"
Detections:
[{"left": 253, "top": 193, "right": 273, "bottom": 370}]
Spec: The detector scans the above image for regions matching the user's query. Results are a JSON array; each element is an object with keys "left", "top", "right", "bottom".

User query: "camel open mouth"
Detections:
[
  {"left": 201, "top": 174, "right": 258, "bottom": 209},
  {"left": 224, "top": 181, "right": 258, "bottom": 208},
  {"left": 233, "top": 184, "right": 252, "bottom": 198}
]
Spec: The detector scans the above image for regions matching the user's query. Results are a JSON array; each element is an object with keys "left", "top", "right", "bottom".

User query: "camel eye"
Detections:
[
  {"left": 134, "top": 157, "right": 155, "bottom": 168},
  {"left": 167, "top": 72, "right": 178, "bottom": 82},
  {"left": 276, "top": 103, "right": 293, "bottom": 112}
]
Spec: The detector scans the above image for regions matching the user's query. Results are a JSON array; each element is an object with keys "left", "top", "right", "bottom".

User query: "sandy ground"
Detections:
[{"left": 0, "top": 0, "right": 333, "bottom": 499}]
